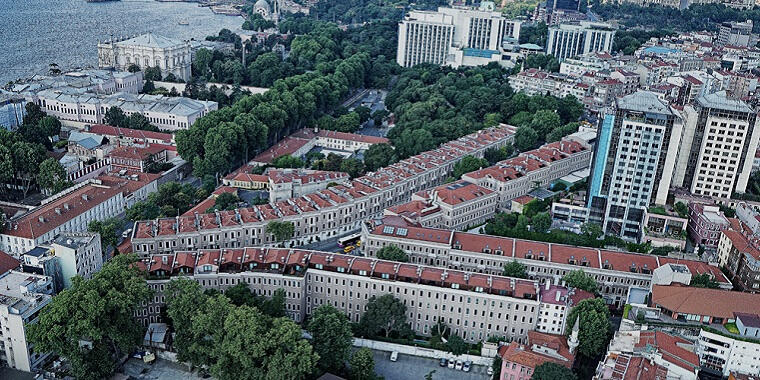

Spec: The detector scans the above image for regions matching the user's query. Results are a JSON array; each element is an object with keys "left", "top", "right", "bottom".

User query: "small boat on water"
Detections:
[{"left": 178, "top": 19, "right": 189, "bottom": 25}]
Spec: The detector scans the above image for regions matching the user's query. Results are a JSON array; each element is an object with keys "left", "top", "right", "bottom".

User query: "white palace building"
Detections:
[{"left": 98, "top": 33, "right": 192, "bottom": 82}]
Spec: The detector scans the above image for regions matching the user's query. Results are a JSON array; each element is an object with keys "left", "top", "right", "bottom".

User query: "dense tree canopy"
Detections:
[
  {"left": 502, "top": 260, "right": 528, "bottom": 279},
  {"left": 126, "top": 182, "right": 207, "bottom": 221},
  {"left": 565, "top": 298, "right": 612, "bottom": 357},
  {"left": 27, "top": 255, "right": 152, "bottom": 380},
  {"left": 357, "top": 294, "right": 410, "bottom": 338},
  {"left": 376, "top": 245, "right": 409, "bottom": 262},
  {"left": 531, "top": 362, "right": 577, "bottom": 380},
  {"left": 562, "top": 270, "right": 598, "bottom": 294},
  {"left": 308, "top": 305, "right": 354, "bottom": 373}
]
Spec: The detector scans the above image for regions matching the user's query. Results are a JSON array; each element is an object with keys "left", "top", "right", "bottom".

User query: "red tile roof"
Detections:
[
  {"left": 5, "top": 183, "right": 124, "bottom": 239},
  {"left": 652, "top": 284, "right": 760, "bottom": 320},
  {"left": 0, "top": 250, "right": 19, "bottom": 274},
  {"left": 89, "top": 124, "right": 173, "bottom": 144}
]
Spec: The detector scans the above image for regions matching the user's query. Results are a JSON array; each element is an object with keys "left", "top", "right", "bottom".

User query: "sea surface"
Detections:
[{"left": 0, "top": 0, "right": 243, "bottom": 84}]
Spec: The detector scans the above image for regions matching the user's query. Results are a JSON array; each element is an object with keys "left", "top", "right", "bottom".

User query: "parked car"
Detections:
[
  {"left": 390, "top": 351, "right": 398, "bottom": 362},
  {"left": 439, "top": 358, "right": 447, "bottom": 367},
  {"left": 487, "top": 366, "right": 494, "bottom": 376},
  {"left": 122, "top": 228, "right": 132, "bottom": 238},
  {"left": 448, "top": 358, "right": 456, "bottom": 369},
  {"left": 463, "top": 361, "right": 472, "bottom": 372},
  {"left": 455, "top": 360, "right": 463, "bottom": 370}
]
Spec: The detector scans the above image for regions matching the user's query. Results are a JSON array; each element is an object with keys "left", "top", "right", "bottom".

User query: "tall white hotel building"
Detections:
[
  {"left": 546, "top": 21, "right": 615, "bottom": 61},
  {"left": 396, "top": 4, "right": 521, "bottom": 68}
]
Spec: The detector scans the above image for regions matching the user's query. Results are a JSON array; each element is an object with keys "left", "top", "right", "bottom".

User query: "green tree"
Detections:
[
  {"left": 104, "top": 106, "right": 127, "bottom": 128},
  {"left": 214, "top": 192, "right": 240, "bottom": 211},
  {"left": 364, "top": 143, "right": 397, "bottom": 171},
  {"left": 223, "top": 282, "right": 257, "bottom": 307},
  {"left": 502, "top": 260, "right": 528, "bottom": 278},
  {"left": 127, "top": 63, "right": 140, "bottom": 73},
  {"left": 529, "top": 110, "right": 562, "bottom": 138},
  {"left": 144, "top": 66, "right": 162, "bottom": 81},
  {"left": 37, "top": 157, "right": 70, "bottom": 194},
  {"left": 340, "top": 158, "right": 365, "bottom": 178},
  {"left": 27, "top": 255, "right": 152, "bottom": 380},
  {"left": 308, "top": 305, "right": 353, "bottom": 373},
  {"left": 515, "top": 126, "right": 538, "bottom": 151},
  {"left": 674, "top": 201, "right": 688, "bottom": 218},
  {"left": 358, "top": 294, "right": 409, "bottom": 338},
  {"left": 260, "top": 288, "right": 286, "bottom": 318},
  {"left": 446, "top": 334, "right": 468, "bottom": 356},
  {"left": 690, "top": 273, "right": 720, "bottom": 289},
  {"left": 266, "top": 221, "right": 295, "bottom": 242},
  {"left": 271, "top": 155, "right": 305, "bottom": 168},
  {"left": 87, "top": 218, "right": 120, "bottom": 252},
  {"left": 532, "top": 212, "right": 552, "bottom": 233},
  {"left": 565, "top": 298, "right": 611, "bottom": 357},
  {"left": 13, "top": 141, "right": 46, "bottom": 198},
  {"left": 376, "top": 245, "right": 409, "bottom": 262},
  {"left": 581, "top": 223, "right": 603, "bottom": 240},
  {"left": 531, "top": 362, "right": 577, "bottom": 380},
  {"left": 212, "top": 306, "right": 318, "bottom": 380},
  {"left": 165, "top": 278, "right": 213, "bottom": 366},
  {"left": 334, "top": 112, "right": 361, "bottom": 132},
  {"left": 452, "top": 155, "right": 489, "bottom": 179},
  {"left": 127, "top": 113, "right": 158, "bottom": 131},
  {"left": 349, "top": 347, "right": 377, "bottom": 380},
  {"left": 354, "top": 106, "right": 372, "bottom": 123},
  {"left": 562, "top": 270, "right": 598, "bottom": 294}
]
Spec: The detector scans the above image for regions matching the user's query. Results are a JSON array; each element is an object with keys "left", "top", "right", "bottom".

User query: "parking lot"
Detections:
[{"left": 369, "top": 349, "right": 491, "bottom": 380}]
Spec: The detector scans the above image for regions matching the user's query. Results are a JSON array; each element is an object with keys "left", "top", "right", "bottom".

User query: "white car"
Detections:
[
  {"left": 455, "top": 360, "right": 463, "bottom": 370},
  {"left": 448, "top": 358, "right": 456, "bottom": 369},
  {"left": 390, "top": 351, "right": 398, "bottom": 362},
  {"left": 463, "top": 361, "right": 472, "bottom": 372},
  {"left": 487, "top": 366, "right": 494, "bottom": 376}
]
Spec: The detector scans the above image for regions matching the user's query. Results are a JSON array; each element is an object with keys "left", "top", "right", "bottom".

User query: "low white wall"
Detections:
[{"left": 352, "top": 338, "right": 494, "bottom": 366}]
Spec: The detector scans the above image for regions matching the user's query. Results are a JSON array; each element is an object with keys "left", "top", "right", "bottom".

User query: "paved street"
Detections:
[
  {"left": 298, "top": 230, "right": 364, "bottom": 256},
  {"left": 369, "top": 349, "right": 491, "bottom": 380}
]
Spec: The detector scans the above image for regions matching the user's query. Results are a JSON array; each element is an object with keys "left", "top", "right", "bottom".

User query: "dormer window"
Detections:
[
  {"left": 451, "top": 283, "right": 460, "bottom": 289},
  {"left": 475, "top": 286, "right": 484, "bottom": 293},
  {"left": 381, "top": 273, "right": 390, "bottom": 279},
  {"left": 337, "top": 267, "right": 346, "bottom": 273},
  {"left": 483, "top": 248, "right": 491, "bottom": 254},
  {"left": 568, "top": 255, "right": 577, "bottom": 265},
  {"left": 526, "top": 253, "right": 534, "bottom": 259},
  {"left": 270, "top": 263, "right": 280, "bottom": 269},
  {"left": 359, "top": 270, "right": 368, "bottom": 276},
  {"left": 315, "top": 264, "right": 324, "bottom": 270},
  {"left": 495, "top": 250, "right": 503, "bottom": 255},
  {"left": 203, "top": 265, "right": 212, "bottom": 272}
]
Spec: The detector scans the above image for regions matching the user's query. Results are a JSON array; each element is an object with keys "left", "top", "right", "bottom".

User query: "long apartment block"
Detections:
[
  {"left": 130, "top": 125, "right": 517, "bottom": 256},
  {"left": 136, "top": 247, "right": 580, "bottom": 344},
  {"left": 360, "top": 218, "right": 731, "bottom": 308}
]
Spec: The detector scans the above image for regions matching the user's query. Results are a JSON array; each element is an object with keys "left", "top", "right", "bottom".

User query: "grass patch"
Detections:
[
  {"left": 725, "top": 323, "right": 740, "bottom": 334},
  {"left": 623, "top": 304, "right": 632, "bottom": 319}
]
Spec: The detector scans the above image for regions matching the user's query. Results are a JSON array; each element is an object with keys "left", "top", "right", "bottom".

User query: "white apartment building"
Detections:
[
  {"left": 673, "top": 92, "right": 760, "bottom": 199},
  {"left": 50, "top": 232, "right": 103, "bottom": 289},
  {"left": 717, "top": 20, "right": 757, "bottom": 47},
  {"left": 509, "top": 68, "right": 591, "bottom": 99},
  {"left": 587, "top": 91, "right": 682, "bottom": 241},
  {"left": 0, "top": 181, "right": 125, "bottom": 256},
  {"left": 35, "top": 90, "right": 217, "bottom": 131},
  {"left": 0, "top": 271, "right": 53, "bottom": 372},
  {"left": 697, "top": 329, "right": 760, "bottom": 377},
  {"left": 559, "top": 52, "right": 614, "bottom": 76},
  {"left": 130, "top": 125, "right": 517, "bottom": 256},
  {"left": 138, "top": 248, "right": 570, "bottom": 344},
  {"left": 546, "top": 22, "right": 615, "bottom": 62},
  {"left": 396, "top": 6, "right": 521, "bottom": 68},
  {"left": 98, "top": 33, "right": 192, "bottom": 82}
]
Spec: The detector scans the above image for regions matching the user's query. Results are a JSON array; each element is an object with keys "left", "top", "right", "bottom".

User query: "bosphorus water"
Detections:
[{"left": 0, "top": 0, "right": 243, "bottom": 84}]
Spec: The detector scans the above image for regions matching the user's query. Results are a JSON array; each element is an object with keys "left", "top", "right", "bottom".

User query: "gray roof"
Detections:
[
  {"left": 697, "top": 91, "right": 754, "bottom": 114},
  {"left": 115, "top": 33, "right": 184, "bottom": 49},
  {"left": 617, "top": 91, "right": 673, "bottom": 115}
]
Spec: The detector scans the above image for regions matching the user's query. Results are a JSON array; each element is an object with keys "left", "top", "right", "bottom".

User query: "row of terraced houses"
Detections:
[
  {"left": 135, "top": 247, "right": 593, "bottom": 344},
  {"left": 129, "top": 125, "right": 594, "bottom": 256}
]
